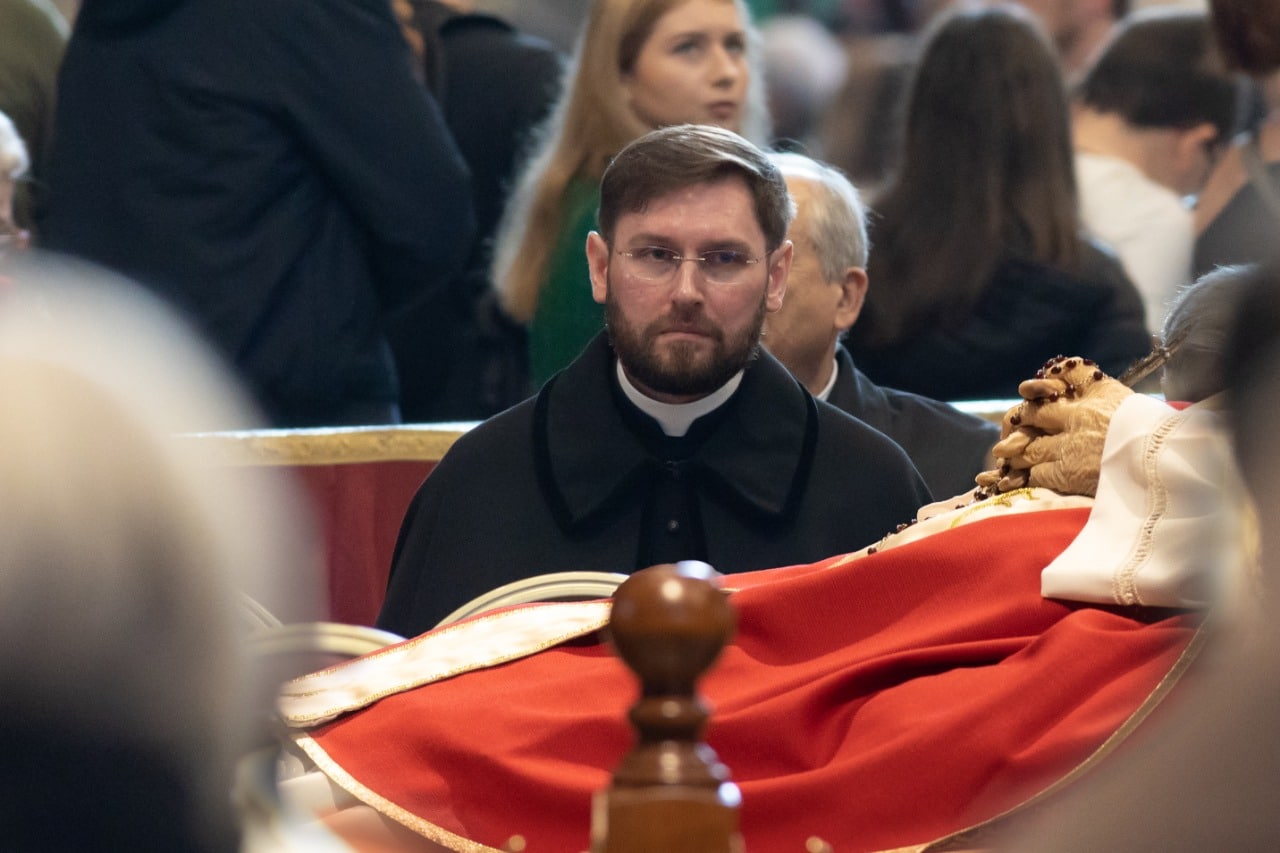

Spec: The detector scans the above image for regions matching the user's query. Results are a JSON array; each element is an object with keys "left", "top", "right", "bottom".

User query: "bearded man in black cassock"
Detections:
[{"left": 377, "top": 125, "right": 931, "bottom": 636}]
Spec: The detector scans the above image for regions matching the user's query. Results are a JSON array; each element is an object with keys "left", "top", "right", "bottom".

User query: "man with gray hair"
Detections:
[
  {"left": 378, "top": 124, "right": 930, "bottom": 636},
  {"left": 763, "top": 151, "right": 998, "bottom": 499},
  {"left": 1158, "top": 263, "right": 1256, "bottom": 404}
]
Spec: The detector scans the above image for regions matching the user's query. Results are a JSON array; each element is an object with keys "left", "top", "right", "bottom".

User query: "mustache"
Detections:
[{"left": 645, "top": 309, "right": 722, "bottom": 341}]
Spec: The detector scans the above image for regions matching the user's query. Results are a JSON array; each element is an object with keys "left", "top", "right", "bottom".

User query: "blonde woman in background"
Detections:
[{"left": 491, "top": 0, "right": 771, "bottom": 389}]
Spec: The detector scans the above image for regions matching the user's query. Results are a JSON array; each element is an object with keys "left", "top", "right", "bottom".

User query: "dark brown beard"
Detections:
[{"left": 604, "top": 271, "right": 767, "bottom": 398}]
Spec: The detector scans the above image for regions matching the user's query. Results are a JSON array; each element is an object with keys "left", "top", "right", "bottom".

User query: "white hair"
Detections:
[
  {"left": 1161, "top": 263, "right": 1254, "bottom": 402},
  {"left": 769, "top": 150, "right": 870, "bottom": 277}
]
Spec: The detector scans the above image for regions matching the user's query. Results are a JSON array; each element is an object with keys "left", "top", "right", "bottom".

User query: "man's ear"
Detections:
[
  {"left": 1177, "top": 123, "right": 1219, "bottom": 158},
  {"left": 586, "top": 231, "right": 610, "bottom": 305},
  {"left": 1173, "top": 122, "right": 1220, "bottom": 192},
  {"left": 765, "top": 240, "right": 793, "bottom": 313},
  {"left": 834, "top": 267, "right": 869, "bottom": 335}
]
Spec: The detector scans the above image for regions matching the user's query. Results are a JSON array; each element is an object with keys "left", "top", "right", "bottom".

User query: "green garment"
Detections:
[
  {"left": 744, "top": 0, "right": 776, "bottom": 22},
  {"left": 529, "top": 177, "right": 604, "bottom": 388}
]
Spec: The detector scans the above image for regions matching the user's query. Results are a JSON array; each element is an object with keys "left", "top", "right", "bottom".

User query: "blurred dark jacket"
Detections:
[
  {"left": 828, "top": 345, "right": 998, "bottom": 499},
  {"left": 846, "top": 244, "right": 1151, "bottom": 401},
  {"left": 389, "top": 0, "right": 565, "bottom": 420},
  {"left": 43, "top": 0, "right": 474, "bottom": 426}
]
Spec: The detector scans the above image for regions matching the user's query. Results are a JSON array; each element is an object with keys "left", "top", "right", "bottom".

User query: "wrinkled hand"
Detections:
[{"left": 975, "top": 356, "right": 1132, "bottom": 498}]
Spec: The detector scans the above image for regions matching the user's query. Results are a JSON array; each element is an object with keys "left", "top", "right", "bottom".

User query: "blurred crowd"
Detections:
[
  {"left": 5, "top": 0, "right": 1268, "bottom": 429},
  {"left": 3, "top": 0, "right": 1280, "bottom": 849}
]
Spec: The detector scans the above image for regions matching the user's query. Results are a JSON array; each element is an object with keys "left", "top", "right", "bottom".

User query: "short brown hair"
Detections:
[
  {"left": 1077, "top": 9, "right": 1240, "bottom": 139},
  {"left": 597, "top": 124, "right": 794, "bottom": 250}
]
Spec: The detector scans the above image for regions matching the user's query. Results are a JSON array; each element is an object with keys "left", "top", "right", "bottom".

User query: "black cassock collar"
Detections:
[{"left": 533, "top": 333, "right": 819, "bottom": 536}]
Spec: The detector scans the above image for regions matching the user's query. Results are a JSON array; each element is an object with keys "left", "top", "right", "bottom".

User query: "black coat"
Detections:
[
  {"left": 378, "top": 334, "right": 931, "bottom": 635},
  {"left": 827, "top": 346, "right": 999, "bottom": 499},
  {"left": 389, "top": 1, "right": 565, "bottom": 420},
  {"left": 846, "top": 246, "right": 1151, "bottom": 401},
  {"left": 44, "top": 0, "right": 474, "bottom": 426},
  {"left": 1194, "top": 158, "right": 1280, "bottom": 277},
  {"left": 413, "top": 2, "right": 563, "bottom": 260}
]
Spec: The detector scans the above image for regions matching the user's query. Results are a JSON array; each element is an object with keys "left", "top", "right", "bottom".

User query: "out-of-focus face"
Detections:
[
  {"left": 1140, "top": 122, "right": 1224, "bottom": 199},
  {"left": 1010, "top": 0, "right": 1112, "bottom": 70},
  {"left": 762, "top": 177, "right": 865, "bottom": 380},
  {"left": 1014, "top": 0, "right": 1080, "bottom": 45},
  {"left": 1180, "top": 127, "right": 1225, "bottom": 198},
  {"left": 623, "top": 0, "right": 750, "bottom": 132},
  {"left": 586, "top": 176, "right": 790, "bottom": 403}
]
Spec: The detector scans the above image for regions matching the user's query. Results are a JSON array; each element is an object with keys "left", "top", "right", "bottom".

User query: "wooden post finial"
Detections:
[{"left": 590, "top": 561, "right": 743, "bottom": 853}]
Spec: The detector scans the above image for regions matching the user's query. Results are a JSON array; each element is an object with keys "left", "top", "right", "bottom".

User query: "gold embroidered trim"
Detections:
[
  {"left": 849, "top": 489, "right": 1047, "bottom": 563},
  {"left": 1110, "top": 410, "right": 1188, "bottom": 606},
  {"left": 179, "top": 423, "right": 472, "bottom": 466},
  {"left": 945, "top": 488, "right": 1040, "bottom": 529},
  {"left": 281, "top": 603, "right": 613, "bottom": 724},
  {"left": 294, "top": 734, "right": 504, "bottom": 852}
]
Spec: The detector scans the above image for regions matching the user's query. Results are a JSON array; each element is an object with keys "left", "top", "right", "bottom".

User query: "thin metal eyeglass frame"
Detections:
[{"left": 613, "top": 247, "right": 769, "bottom": 285}]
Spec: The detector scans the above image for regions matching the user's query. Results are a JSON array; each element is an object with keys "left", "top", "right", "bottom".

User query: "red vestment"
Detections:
[{"left": 289, "top": 507, "right": 1199, "bottom": 852}]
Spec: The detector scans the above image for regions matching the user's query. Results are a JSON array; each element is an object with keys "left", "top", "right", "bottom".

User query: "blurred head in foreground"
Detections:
[{"left": 0, "top": 255, "right": 320, "bottom": 851}]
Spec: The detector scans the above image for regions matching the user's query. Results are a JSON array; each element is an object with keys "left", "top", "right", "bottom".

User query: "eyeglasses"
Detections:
[{"left": 615, "top": 246, "right": 766, "bottom": 286}]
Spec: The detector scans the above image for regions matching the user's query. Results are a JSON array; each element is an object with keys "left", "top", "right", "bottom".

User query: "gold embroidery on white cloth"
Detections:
[
  {"left": 945, "top": 487, "right": 1041, "bottom": 528},
  {"left": 830, "top": 488, "right": 1091, "bottom": 569},
  {"left": 294, "top": 733, "right": 505, "bottom": 852},
  {"left": 1110, "top": 409, "right": 1189, "bottom": 605},
  {"left": 279, "top": 601, "right": 613, "bottom": 726}
]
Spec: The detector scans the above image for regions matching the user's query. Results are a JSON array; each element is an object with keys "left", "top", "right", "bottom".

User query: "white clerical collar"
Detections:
[
  {"left": 615, "top": 360, "right": 743, "bottom": 437},
  {"left": 815, "top": 356, "right": 839, "bottom": 402}
]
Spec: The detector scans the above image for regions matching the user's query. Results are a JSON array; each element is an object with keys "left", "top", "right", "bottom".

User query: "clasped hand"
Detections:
[{"left": 975, "top": 356, "right": 1133, "bottom": 498}]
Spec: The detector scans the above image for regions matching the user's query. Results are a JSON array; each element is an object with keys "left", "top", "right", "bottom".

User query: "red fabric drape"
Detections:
[
  {"left": 308, "top": 508, "right": 1199, "bottom": 852},
  {"left": 295, "top": 461, "right": 437, "bottom": 626}
]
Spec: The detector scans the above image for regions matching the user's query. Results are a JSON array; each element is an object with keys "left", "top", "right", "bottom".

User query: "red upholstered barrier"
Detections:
[
  {"left": 189, "top": 424, "right": 472, "bottom": 626},
  {"left": 292, "top": 459, "right": 438, "bottom": 625}
]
